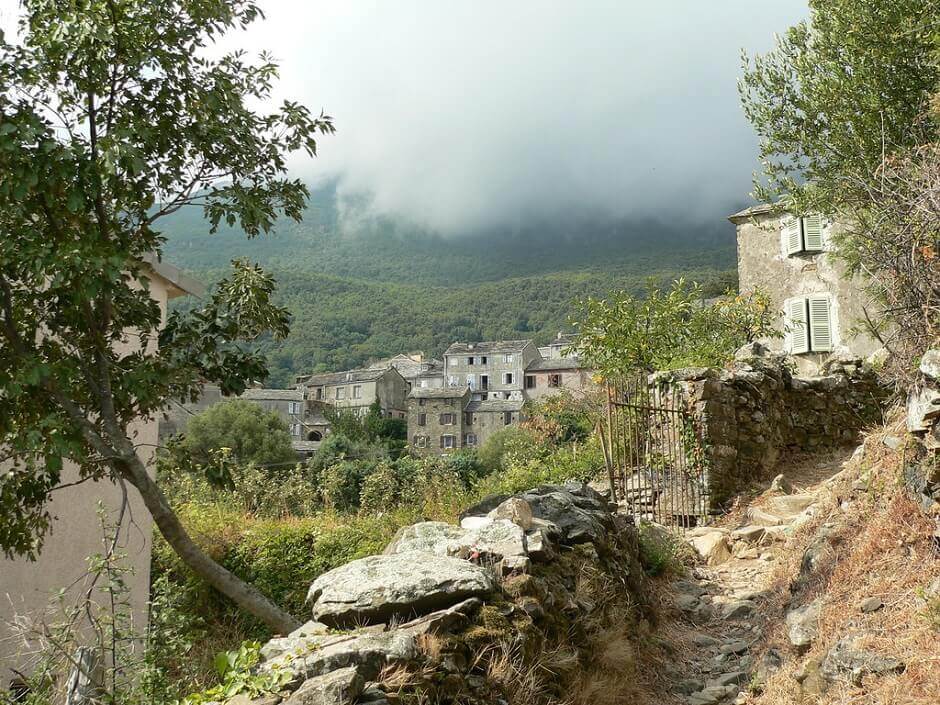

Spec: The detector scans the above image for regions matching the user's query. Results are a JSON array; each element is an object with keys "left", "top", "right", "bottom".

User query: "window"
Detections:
[
  {"left": 441, "top": 434, "right": 456, "bottom": 449},
  {"left": 315, "top": 387, "right": 323, "bottom": 400},
  {"left": 480, "top": 375, "right": 489, "bottom": 390},
  {"left": 440, "top": 412, "right": 456, "bottom": 425},
  {"left": 352, "top": 385, "right": 362, "bottom": 399},
  {"left": 414, "top": 435, "right": 428, "bottom": 448},
  {"left": 524, "top": 375, "right": 536, "bottom": 389},
  {"left": 464, "top": 433, "right": 477, "bottom": 446},
  {"left": 786, "top": 295, "right": 834, "bottom": 354},
  {"left": 781, "top": 214, "right": 825, "bottom": 255},
  {"left": 464, "top": 412, "right": 474, "bottom": 425},
  {"left": 480, "top": 356, "right": 487, "bottom": 364},
  {"left": 503, "top": 411, "right": 513, "bottom": 425},
  {"left": 447, "top": 375, "right": 459, "bottom": 386},
  {"left": 467, "top": 356, "right": 475, "bottom": 365},
  {"left": 504, "top": 353, "right": 514, "bottom": 364},
  {"left": 290, "top": 423, "right": 301, "bottom": 437},
  {"left": 288, "top": 401, "right": 300, "bottom": 414},
  {"left": 467, "top": 374, "right": 475, "bottom": 390},
  {"left": 418, "top": 413, "right": 427, "bottom": 426},
  {"left": 548, "top": 373, "right": 562, "bottom": 388},
  {"left": 503, "top": 372, "right": 513, "bottom": 385},
  {"left": 335, "top": 387, "right": 346, "bottom": 400}
]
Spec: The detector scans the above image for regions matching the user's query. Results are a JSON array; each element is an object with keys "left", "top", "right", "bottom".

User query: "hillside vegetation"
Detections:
[{"left": 160, "top": 184, "right": 738, "bottom": 385}]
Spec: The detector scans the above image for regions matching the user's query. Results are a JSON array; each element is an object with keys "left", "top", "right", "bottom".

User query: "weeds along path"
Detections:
[{"left": 648, "top": 447, "right": 868, "bottom": 705}]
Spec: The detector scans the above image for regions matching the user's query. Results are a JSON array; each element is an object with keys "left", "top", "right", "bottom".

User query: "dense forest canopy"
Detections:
[{"left": 161, "top": 182, "right": 739, "bottom": 385}]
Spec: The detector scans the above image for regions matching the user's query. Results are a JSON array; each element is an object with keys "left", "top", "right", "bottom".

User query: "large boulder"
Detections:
[
  {"left": 517, "top": 483, "right": 612, "bottom": 544},
  {"left": 820, "top": 634, "right": 905, "bottom": 684},
  {"left": 306, "top": 551, "right": 497, "bottom": 627},
  {"left": 920, "top": 349, "right": 940, "bottom": 381},
  {"left": 280, "top": 666, "right": 363, "bottom": 705}
]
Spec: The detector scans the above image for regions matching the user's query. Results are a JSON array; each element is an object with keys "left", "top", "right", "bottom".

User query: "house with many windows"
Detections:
[
  {"left": 300, "top": 366, "right": 409, "bottom": 419},
  {"left": 442, "top": 339, "right": 541, "bottom": 401},
  {"left": 730, "top": 205, "right": 882, "bottom": 373}
]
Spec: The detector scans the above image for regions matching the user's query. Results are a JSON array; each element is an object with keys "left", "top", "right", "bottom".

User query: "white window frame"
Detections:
[
  {"left": 288, "top": 401, "right": 300, "bottom": 414},
  {"left": 503, "top": 372, "right": 513, "bottom": 385},
  {"left": 415, "top": 435, "right": 428, "bottom": 448},
  {"left": 335, "top": 386, "right": 346, "bottom": 400},
  {"left": 781, "top": 214, "right": 826, "bottom": 256},
  {"left": 352, "top": 385, "right": 362, "bottom": 399},
  {"left": 464, "top": 433, "right": 477, "bottom": 446},
  {"left": 785, "top": 294, "right": 834, "bottom": 354},
  {"left": 442, "top": 434, "right": 456, "bottom": 449}
]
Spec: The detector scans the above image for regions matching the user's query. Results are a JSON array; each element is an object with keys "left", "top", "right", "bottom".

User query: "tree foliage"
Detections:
[
  {"left": 739, "top": 0, "right": 939, "bottom": 213},
  {"left": 739, "top": 0, "right": 940, "bottom": 374},
  {"left": 573, "top": 280, "right": 778, "bottom": 380},
  {"left": 0, "top": 0, "right": 333, "bottom": 632},
  {"left": 175, "top": 399, "right": 297, "bottom": 473}
]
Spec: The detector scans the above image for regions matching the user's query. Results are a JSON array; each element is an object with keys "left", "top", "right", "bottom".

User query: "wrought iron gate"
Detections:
[{"left": 602, "top": 378, "right": 709, "bottom": 530}]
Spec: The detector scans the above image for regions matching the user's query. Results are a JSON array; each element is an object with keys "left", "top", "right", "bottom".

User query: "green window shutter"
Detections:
[
  {"left": 782, "top": 215, "right": 802, "bottom": 255},
  {"left": 807, "top": 295, "right": 833, "bottom": 352},
  {"left": 802, "top": 214, "right": 824, "bottom": 251},
  {"left": 787, "top": 297, "right": 809, "bottom": 354}
]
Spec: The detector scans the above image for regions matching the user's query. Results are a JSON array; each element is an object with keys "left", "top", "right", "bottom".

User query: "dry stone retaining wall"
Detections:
[{"left": 658, "top": 348, "right": 887, "bottom": 510}]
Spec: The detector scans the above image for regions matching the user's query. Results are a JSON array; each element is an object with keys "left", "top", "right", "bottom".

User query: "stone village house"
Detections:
[
  {"left": 730, "top": 205, "right": 883, "bottom": 373},
  {"left": 0, "top": 258, "right": 204, "bottom": 675},
  {"left": 408, "top": 338, "right": 594, "bottom": 456}
]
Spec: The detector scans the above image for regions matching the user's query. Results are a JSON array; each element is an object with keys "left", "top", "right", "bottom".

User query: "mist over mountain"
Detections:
[{"left": 161, "top": 183, "right": 738, "bottom": 386}]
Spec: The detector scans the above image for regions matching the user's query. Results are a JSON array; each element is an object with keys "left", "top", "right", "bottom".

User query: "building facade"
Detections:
[
  {"left": 524, "top": 358, "right": 595, "bottom": 401},
  {"left": 442, "top": 340, "right": 541, "bottom": 401},
  {"left": 302, "top": 367, "right": 409, "bottom": 419},
  {"left": 408, "top": 387, "right": 471, "bottom": 455},
  {"left": 0, "top": 259, "right": 203, "bottom": 675},
  {"left": 730, "top": 205, "right": 882, "bottom": 373}
]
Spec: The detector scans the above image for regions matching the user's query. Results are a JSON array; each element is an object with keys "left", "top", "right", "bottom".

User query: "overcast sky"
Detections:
[{"left": 2, "top": 1, "right": 808, "bottom": 236}]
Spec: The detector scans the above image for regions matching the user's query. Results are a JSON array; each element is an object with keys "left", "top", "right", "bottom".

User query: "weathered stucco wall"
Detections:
[
  {"left": 733, "top": 209, "right": 882, "bottom": 374},
  {"left": 660, "top": 349, "right": 887, "bottom": 510},
  {"left": 0, "top": 269, "right": 191, "bottom": 675}
]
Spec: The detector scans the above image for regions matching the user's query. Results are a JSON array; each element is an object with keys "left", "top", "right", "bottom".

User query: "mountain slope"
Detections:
[{"left": 160, "top": 184, "right": 739, "bottom": 386}]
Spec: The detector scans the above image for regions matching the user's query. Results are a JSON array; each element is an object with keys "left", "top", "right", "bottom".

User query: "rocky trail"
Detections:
[{"left": 654, "top": 449, "right": 866, "bottom": 705}]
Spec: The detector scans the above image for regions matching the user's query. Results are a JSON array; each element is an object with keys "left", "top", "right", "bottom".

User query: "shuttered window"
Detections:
[
  {"left": 786, "top": 295, "right": 834, "bottom": 354},
  {"left": 807, "top": 295, "right": 833, "bottom": 352},
  {"left": 802, "top": 214, "right": 824, "bottom": 251},
  {"left": 781, "top": 214, "right": 826, "bottom": 255},
  {"left": 786, "top": 297, "right": 810, "bottom": 354},
  {"left": 782, "top": 216, "right": 802, "bottom": 255}
]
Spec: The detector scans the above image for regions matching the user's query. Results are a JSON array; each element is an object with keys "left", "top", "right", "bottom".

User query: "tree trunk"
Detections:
[{"left": 119, "top": 452, "right": 301, "bottom": 635}]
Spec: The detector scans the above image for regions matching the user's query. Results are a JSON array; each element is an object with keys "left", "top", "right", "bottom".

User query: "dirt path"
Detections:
[{"left": 655, "top": 449, "right": 858, "bottom": 705}]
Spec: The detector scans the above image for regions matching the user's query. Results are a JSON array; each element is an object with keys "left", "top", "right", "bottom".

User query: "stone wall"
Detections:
[
  {"left": 658, "top": 346, "right": 887, "bottom": 510},
  {"left": 230, "top": 484, "right": 649, "bottom": 705}
]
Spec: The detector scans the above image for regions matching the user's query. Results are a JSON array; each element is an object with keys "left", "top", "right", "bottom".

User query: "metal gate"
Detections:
[{"left": 601, "top": 377, "right": 709, "bottom": 530}]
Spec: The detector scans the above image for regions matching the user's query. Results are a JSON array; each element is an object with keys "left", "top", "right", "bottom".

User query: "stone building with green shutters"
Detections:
[{"left": 729, "top": 205, "right": 883, "bottom": 373}]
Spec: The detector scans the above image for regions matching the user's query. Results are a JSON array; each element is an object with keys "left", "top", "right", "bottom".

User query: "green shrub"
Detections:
[
  {"left": 478, "top": 425, "right": 541, "bottom": 472},
  {"left": 636, "top": 522, "right": 688, "bottom": 577}
]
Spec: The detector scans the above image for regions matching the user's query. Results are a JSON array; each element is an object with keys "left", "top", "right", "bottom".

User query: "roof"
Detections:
[
  {"left": 528, "top": 357, "right": 587, "bottom": 372},
  {"left": 409, "top": 387, "right": 470, "bottom": 400},
  {"left": 547, "top": 333, "right": 578, "bottom": 346},
  {"left": 727, "top": 203, "right": 777, "bottom": 223},
  {"left": 369, "top": 354, "right": 444, "bottom": 380},
  {"left": 445, "top": 340, "right": 532, "bottom": 356},
  {"left": 292, "top": 440, "right": 321, "bottom": 452},
  {"left": 303, "top": 368, "right": 389, "bottom": 386},
  {"left": 239, "top": 388, "right": 303, "bottom": 401},
  {"left": 465, "top": 399, "right": 525, "bottom": 413},
  {"left": 142, "top": 253, "right": 205, "bottom": 298}
]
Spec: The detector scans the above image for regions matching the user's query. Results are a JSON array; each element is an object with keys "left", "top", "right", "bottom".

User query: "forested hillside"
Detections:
[{"left": 161, "top": 183, "right": 739, "bottom": 386}]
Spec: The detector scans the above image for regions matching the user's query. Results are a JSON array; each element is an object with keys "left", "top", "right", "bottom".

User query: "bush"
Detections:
[
  {"left": 176, "top": 399, "right": 297, "bottom": 471},
  {"left": 636, "top": 522, "right": 689, "bottom": 577},
  {"left": 478, "top": 425, "right": 542, "bottom": 472}
]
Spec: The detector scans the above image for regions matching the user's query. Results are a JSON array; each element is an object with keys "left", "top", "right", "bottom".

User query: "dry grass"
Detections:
[{"left": 747, "top": 414, "right": 940, "bottom": 705}]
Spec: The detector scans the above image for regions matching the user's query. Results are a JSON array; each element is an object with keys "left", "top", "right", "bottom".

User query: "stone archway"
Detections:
[{"left": 307, "top": 430, "right": 323, "bottom": 442}]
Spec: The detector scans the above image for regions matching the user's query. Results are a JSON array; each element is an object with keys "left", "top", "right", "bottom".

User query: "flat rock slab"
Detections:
[
  {"left": 281, "top": 665, "right": 363, "bottom": 705},
  {"left": 260, "top": 630, "right": 418, "bottom": 685},
  {"left": 307, "top": 551, "right": 497, "bottom": 627},
  {"left": 766, "top": 493, "right": 816, "bottom": 518},
  {"left": 384, "top": 520, "right": 527, "bottom": 562},
  {"left": 786, "top": 599, "right": 822, "bottom": 649}
]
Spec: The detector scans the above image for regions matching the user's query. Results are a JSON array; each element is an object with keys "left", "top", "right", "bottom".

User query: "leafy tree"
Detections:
[
  {"left": 477, "top": 426, "right": 541, "bottom": 473},
  {"left": 574, "top": 280, "right": 778, "bottom": 380},
  {"left": 739, "top": 0, "right": 939, "bottom": 374},
  {"left": 739, "top": 0, "right": 939, "bottom": 213},
  {"left": 177, "top": 399, "right": 297, "bottom": 471},
  {"left": 0, "top": 1, "right": 333, "bottom": 633}
]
